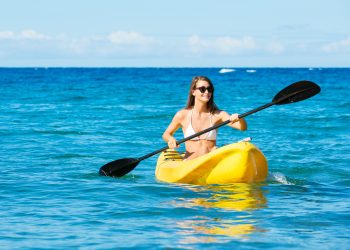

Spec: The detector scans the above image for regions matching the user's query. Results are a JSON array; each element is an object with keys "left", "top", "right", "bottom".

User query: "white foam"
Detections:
[
  {"left": 246, "top": 69, "right": 256, "bottom": 73},
  {"left": 269, "top": 172, "right": 294, "bottom": 185},
  {"left": 219, "top": 68, "right": 235, "bottom": 74}
]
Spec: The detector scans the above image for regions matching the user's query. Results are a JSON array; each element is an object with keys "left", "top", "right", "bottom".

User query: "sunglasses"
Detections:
[{"left": 195, "top": 86, "right": 213, "bottom": 93}]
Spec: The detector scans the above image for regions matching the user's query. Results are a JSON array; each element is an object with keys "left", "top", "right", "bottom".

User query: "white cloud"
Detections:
[
  {"left": 188, "top": 35, "right": 209, "bottom": 53},
  {"left": 0, "top": 30, "right": 286, "bottom": 58},
  {"left": 0, "top": 29, "right": 162, "bottom": 60},
  {"left": 215, "top": 36, "right": 256, "bottom": 54},
  {"left": 0, "top": 31, "right": 15, "bottom": 39},
  {"left": 0, "top": 30, "right": 50, "bottom": 40},
  {"left": 64, "top": 38, "right": 91, "bottom": 54},
  {"left": 266, "top": 42, "right": 284, "bottom": 54},
  {"left": 322, "top": 37, "right": 350, "bottom": 53},
  {"left": 107, "top": 31, "right": 156, "bottom": 46},
  {"left": 2, "top": 29, "right": 348, "bottom": 66},
  {"left": 19, "top": 30, "right": 50, "bottom": 40},
  {"left": 188, "top": 35, "right": 257, "bottom": 55}
]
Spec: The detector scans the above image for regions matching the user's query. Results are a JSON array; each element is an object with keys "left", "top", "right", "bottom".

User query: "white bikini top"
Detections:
[{"left": 184, "top": 109, "right": 217, "bottom": 141}]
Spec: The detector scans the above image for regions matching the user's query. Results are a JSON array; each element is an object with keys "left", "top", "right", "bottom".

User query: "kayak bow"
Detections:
[{"left": 155, "top": 141, "right": 268, "bottom": 185}]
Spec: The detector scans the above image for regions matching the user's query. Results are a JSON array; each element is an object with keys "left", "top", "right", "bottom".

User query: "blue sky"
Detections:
[{"left": 0, "top": 0, "right": 349, "bottom": 67}]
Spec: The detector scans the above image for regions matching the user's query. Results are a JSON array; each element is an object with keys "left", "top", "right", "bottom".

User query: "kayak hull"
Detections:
[{"left": 155, "top": 142, "right": 268, "bottom": 185}]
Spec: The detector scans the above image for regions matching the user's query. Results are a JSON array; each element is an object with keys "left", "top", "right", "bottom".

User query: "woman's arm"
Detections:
[
  {"left": 162, "top": 110, "right": 184, "bottom": 148},
  {"left": 219, "top": 111, "right": 247, "bottom": 131}
]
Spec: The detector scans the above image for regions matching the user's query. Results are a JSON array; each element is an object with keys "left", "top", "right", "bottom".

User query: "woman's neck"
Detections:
[{"left": 193, "top": 102, "right": 208, "bottom": 113}]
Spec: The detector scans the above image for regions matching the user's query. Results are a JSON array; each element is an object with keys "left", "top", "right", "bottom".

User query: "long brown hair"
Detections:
[{"left": 185, "top": 76, "right": 219, "bottom": 113}]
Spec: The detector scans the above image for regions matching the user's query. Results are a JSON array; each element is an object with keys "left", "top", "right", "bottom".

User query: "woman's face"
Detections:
[{"left": 193, "top": 80, "right": 213, "bottom": 102}]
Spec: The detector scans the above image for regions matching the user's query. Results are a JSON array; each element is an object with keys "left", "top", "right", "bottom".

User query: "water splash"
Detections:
[
  {"left": 219, "top": 68, "right": 235, "bottom": 74},
  {"left": 268, "top": 172, "right": 294, "bottom": 185}
]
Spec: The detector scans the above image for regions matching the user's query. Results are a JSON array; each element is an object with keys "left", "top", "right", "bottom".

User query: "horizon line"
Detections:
[{"left": 0, "top": 66, "right": 349, "bottom": 69}]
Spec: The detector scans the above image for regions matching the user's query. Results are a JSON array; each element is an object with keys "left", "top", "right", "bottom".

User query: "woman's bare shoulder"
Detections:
[
  {"left": 212, "top": 110, "right": 230, "bottom": 122},
  {"left": 174, "top": 109, "right": 189, "bottom": 120},
  {"left": 212, "top": 109, "right": 226, "bottom": 117}
]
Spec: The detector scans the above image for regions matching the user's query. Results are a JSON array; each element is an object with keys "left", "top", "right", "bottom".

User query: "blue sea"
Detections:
[{"left": 0, "top": 68, "right": 349, "bottom": 249}]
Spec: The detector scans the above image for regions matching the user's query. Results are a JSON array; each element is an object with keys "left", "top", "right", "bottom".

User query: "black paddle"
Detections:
[{"left": 99, "top": 80, "right": 320, "bottom": 177}]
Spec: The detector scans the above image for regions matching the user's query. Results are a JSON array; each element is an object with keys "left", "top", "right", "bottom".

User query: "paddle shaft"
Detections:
[{"left": 138, "top": 101, "right": 275, "bottom": 161}]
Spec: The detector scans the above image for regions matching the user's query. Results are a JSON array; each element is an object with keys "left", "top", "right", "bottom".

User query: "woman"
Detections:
[{"left": 162, "top": 76, "right": 247, "bottom": 160}]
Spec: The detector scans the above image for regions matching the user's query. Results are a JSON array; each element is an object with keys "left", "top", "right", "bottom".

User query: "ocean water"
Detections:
[{"left": 0, "top": 67, "right": 349, "bottom": 249}]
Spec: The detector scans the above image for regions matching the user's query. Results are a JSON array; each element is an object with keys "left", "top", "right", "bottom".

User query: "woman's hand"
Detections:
[
  {"left": 228, "top": 113, "right": 247, "bottom": 130},
  {"left": 229, "top": 113, "right": 240, "bottom": 123},
  {"left": 167, "top": 136, "right": 178, "bottom": 149}
]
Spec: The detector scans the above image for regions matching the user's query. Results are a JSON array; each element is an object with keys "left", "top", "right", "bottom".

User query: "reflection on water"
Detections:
[
  {"left": 174, "top": 183, "right": 267, "bottom": 242},
  {"left": 183, "top": 183, "right": 267, "bottom": 211},
  {"left": 177, "top": 217, "right": 261, "bottom": 243}
]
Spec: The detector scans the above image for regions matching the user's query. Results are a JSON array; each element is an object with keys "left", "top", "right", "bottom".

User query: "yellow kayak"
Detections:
[{"left": 155, "top": 141, "right": 268, "bottom": 185}]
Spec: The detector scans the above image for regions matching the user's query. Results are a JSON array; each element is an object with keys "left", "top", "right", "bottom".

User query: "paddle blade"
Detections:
[
  {"left": 273, "top": 80, "right": 321, "bottom": 105},
  {"left": 99, "top": 158, "right": 140, "bottom": 177}
]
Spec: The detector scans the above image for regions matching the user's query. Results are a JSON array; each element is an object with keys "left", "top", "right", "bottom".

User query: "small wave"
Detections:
[
  {"left": 52, "top": 154, "right": 94, "bottom": 159},
  {"left": 10, "top": 103, "right": 57, "bottom": 111},
  {"left": 308, "top": 67, "right": 323, "bottom": 71},
  {"left": 219, "top": 68, "right": 235, "bottom": 74},
  {"left": 68, "top": 96, "right": 88, "bottom": 101},
  {"left": 119, "top": 104, "right": 143, "bottom": 111},
  {"left": 268, "top": 172, "right": 294, "bottom": 185},
  {"left": 246, "top": 69, "right": 256, "bottom": 73},
  {"left": 34, "top": 129, "right": 85, "bottom": 135}
]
